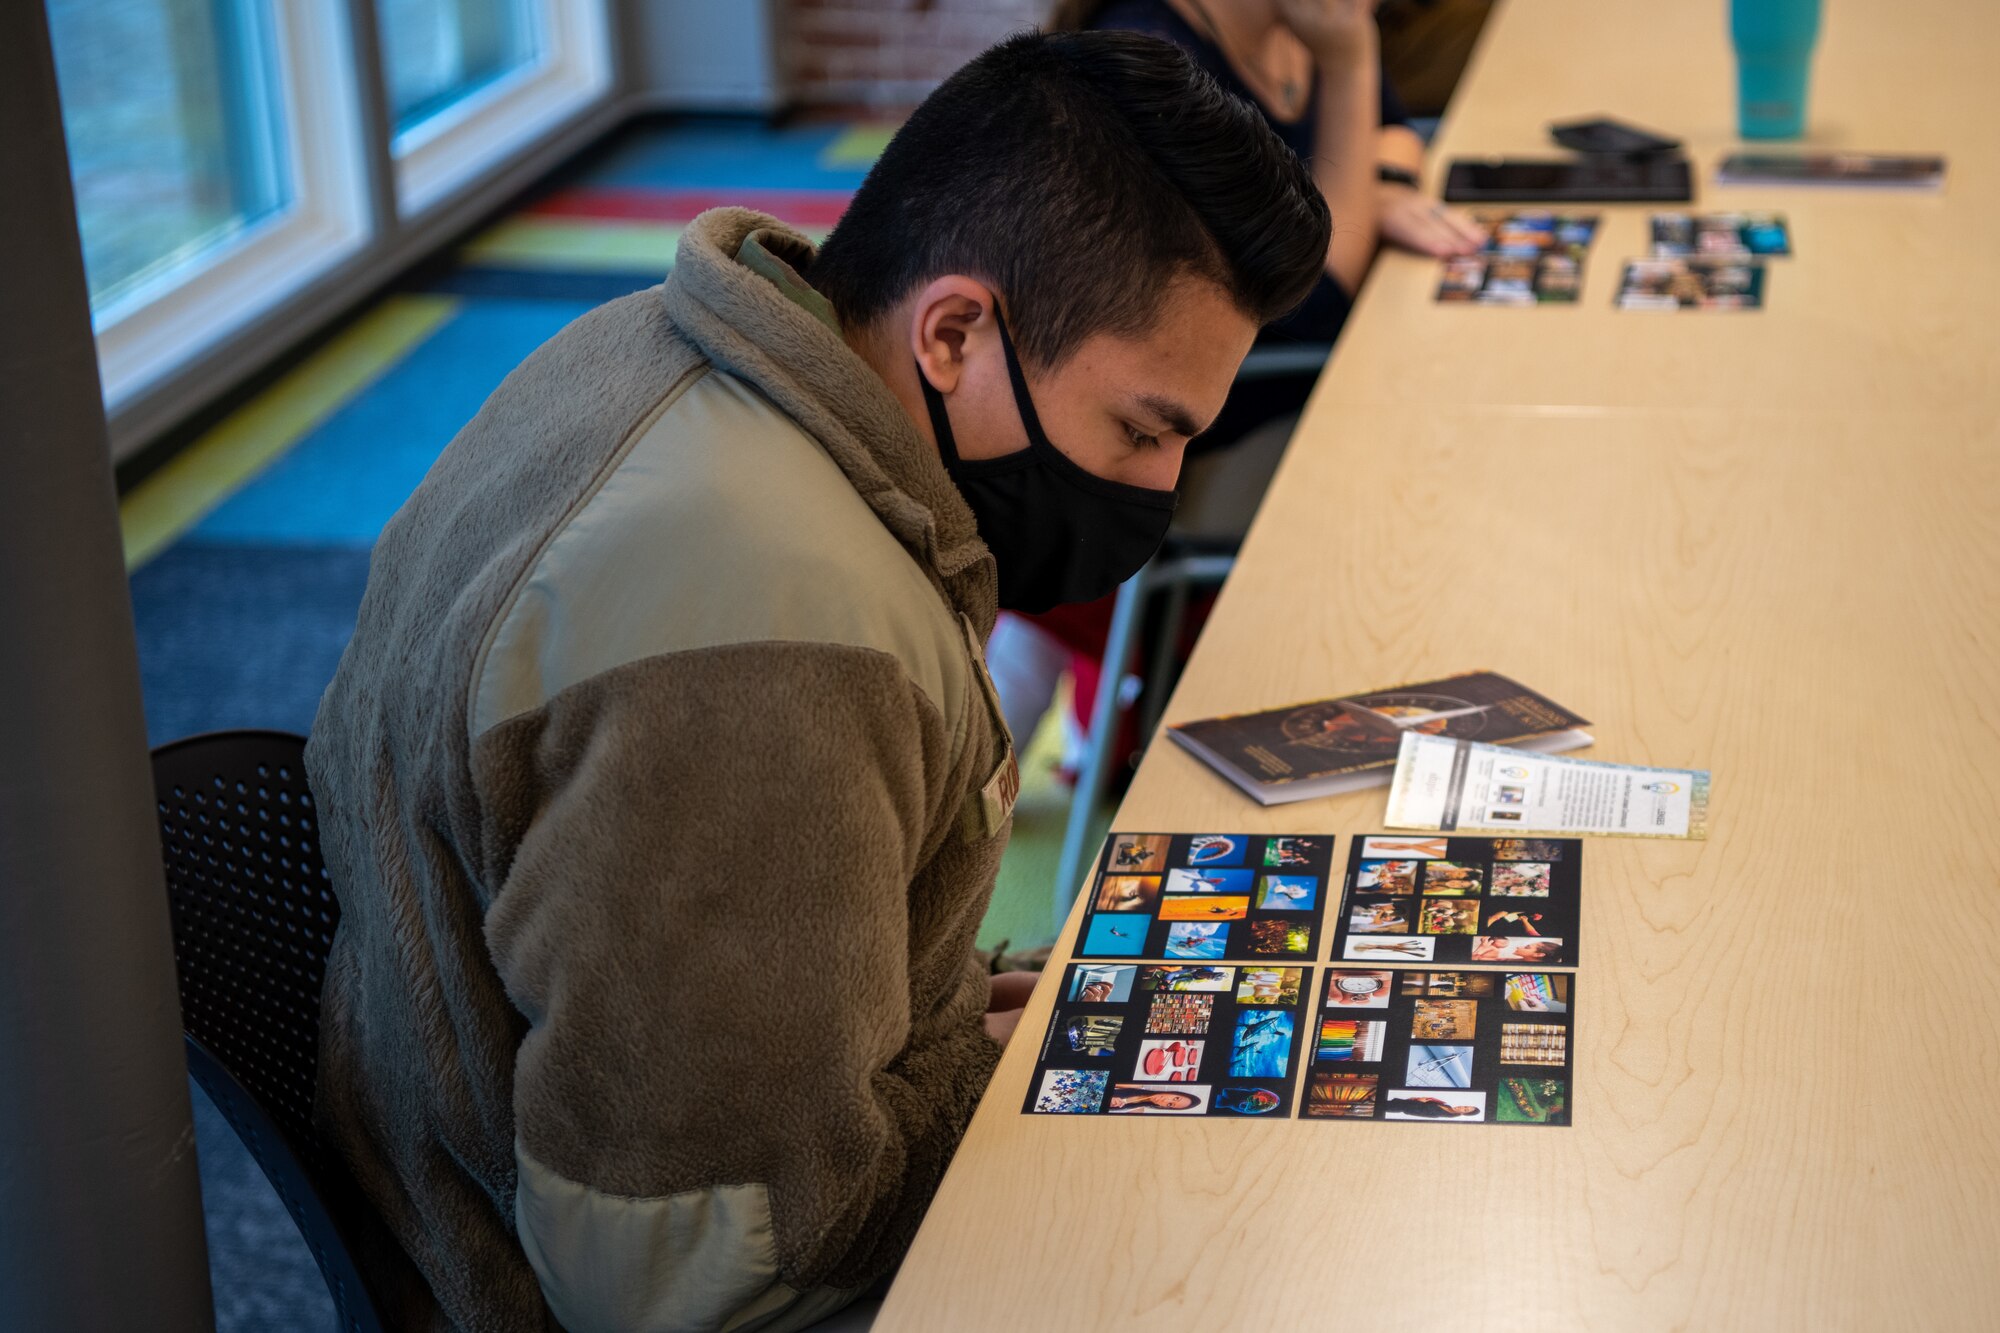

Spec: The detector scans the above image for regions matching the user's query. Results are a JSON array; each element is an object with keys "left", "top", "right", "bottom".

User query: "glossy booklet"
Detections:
[{"left": 1167, "top": 671, "right": 1591, "bottom": 806}]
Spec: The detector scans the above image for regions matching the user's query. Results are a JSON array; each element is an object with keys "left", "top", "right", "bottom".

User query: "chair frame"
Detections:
[{"left": 153, "top": 729, "right": 388, "bottom": 1333}]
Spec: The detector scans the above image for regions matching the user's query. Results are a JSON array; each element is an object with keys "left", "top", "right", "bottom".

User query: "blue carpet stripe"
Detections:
[{"left": 191, "top": 298, "right": 596, "bottom": 546}]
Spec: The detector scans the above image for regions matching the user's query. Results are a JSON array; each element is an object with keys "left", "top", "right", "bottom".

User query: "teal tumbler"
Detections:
[{"left": 1730, "top": 0, "right": 1822, "bottom": 139}]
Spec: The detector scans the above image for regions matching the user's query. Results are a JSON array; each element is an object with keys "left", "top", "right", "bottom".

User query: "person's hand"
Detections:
[
  {"left": 988, "top": 970, "right": 1039, "bottom": 1010},
  {"left": 982, "top": 970, "right": 1039, "bottom": 1047},
  {"left": 982, "top": 1007, "right": 1022, "bottom": 1046},
  {"left": 1272, "top": 0, "right": 1378, "bottom": 68},
  {"left": 1377, "top": 184, "right": 1484, "bottom": 257}
]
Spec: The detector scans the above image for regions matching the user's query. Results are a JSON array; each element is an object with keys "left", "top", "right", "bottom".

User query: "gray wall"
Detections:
[{"left": 626, "top": 0, "right": 785, "bottom": 112}]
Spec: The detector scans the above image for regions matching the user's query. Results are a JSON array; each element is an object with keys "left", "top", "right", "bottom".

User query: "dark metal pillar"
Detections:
[{"left": 0, "top": 5, "right": 215, "bottom": 1330}]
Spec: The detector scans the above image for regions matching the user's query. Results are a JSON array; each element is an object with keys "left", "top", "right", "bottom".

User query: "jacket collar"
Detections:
[{"left": 660, "top": 208, "right": 998, "bottom": 637}]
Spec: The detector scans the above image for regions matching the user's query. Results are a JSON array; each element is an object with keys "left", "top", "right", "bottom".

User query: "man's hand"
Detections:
[
  {"left": 982, "top": 970, "right": 1039, "bottom": 1047},
  {"left": 1273, "top": 0, "right": 1378, "bottom": 68},
  {"left": 1378, "top": 184, "right": 1484, "bottom": 257}
]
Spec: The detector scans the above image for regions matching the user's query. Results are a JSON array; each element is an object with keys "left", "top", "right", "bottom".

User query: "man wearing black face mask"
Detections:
[
  {"left": 921, "top": 312, "right": 1177, "bottom": 612},
  {"left": 305, "top": 30, "right": 1328, "bottom": 1333}
]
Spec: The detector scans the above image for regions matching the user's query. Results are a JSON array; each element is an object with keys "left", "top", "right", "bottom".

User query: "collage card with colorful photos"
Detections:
[
  {"left": 1300, "top": 968, "right": 1576, "bottom": 1125},
  {"left": 1650, "top": 211, "right": 1791, "bottom": 258},
  {"left": 1475, "top": 211, "right": 1600, "bottom": 258},
  {"left": 1332, "top": 835, "right": 1582, "bottom": 968},
  {"left": 1025, "top": 962, "right": 1315, "bottom": 1118},
  {"left": 1616, "top": 257, "right": 1765, "bottom": 310},
  {"left": 1436, "top": 211, "right": 1597, "bottom": 305},
  {"left": 1436, "top": 253, "right": 1582, "bottom": 305},
  {"left": 1075, "top": 833, "right": 1334, "bottom": 962}
]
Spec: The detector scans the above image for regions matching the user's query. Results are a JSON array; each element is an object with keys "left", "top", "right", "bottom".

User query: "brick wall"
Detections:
[{"left": 781, "top": 0, "right": 1049, "bottom": 109}]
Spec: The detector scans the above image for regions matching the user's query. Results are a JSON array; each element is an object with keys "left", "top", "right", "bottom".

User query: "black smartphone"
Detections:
[
  {"left": 1549, "top": 117, "right": 1683, "bottom": 156},
  {"left": 1442, "top": 156, "right": 1694, "bottom": 203}
]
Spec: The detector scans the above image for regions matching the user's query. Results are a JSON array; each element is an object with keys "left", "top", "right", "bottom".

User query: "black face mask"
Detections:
[{"left": 921, "top": 315, "right": 1177, "bottom": 614}]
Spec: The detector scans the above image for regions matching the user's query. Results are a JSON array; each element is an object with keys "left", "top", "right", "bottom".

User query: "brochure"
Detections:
[
  {"left": 1714, "top": 152, "right": 1945, "bottom": 189},
  {"left": 1167, "top": 671, "right": 1591, "bottom": 806},
  {"left": 1385, "top": 733, "right": 1709, "bottom": 839}
]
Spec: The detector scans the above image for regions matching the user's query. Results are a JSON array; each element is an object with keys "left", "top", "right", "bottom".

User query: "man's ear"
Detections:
[{"left": 910, "top": 275, "right": 998, "bottom": 395}]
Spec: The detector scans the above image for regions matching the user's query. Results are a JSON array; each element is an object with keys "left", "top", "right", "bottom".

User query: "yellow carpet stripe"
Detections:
[
  {"left": 820, "top": 124, "right": 898, "bottom": 168},
  {"left": 120, "top": 295, "right": 457, "bottom": 570},
  {"left": 458, "top": 218, "right": 834, "bottom": 273},
  {"left": 460, "top": 219, "right": 685, "bottom": 272}
]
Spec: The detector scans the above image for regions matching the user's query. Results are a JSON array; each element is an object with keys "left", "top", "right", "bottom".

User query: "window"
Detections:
[
  {"left": 50, "top": 0, "right": 292, "bottom": 313},
  {"left": 44, "top": 0, "right": 614, "bottom": 438},
  {"left": 378, "top": 0, "right": 543, "bottom": 140},
  {"left": 48, "top": 0, "right": 371, "bottom": 412},
  {"left": 380, "top": 0, "right": 612, "bottom": 216}
]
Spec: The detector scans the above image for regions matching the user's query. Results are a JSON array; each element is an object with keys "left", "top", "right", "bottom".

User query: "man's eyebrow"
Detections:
[{"left": 1133, "top": 393, "right": 1207, "bottom": 439}]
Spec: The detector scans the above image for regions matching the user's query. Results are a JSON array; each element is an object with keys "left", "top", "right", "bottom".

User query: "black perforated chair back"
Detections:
[
  {"left": 155, "top": 730, "right": 334, "bottom": 1145},
  {"left": 152, "top": 729, "right": 387, "bottom": 1332}
]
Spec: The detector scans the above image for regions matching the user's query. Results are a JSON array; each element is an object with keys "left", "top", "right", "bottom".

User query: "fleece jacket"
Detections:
[{"left": 304, "top": 207, "right": 1018, "bottom": 1332}]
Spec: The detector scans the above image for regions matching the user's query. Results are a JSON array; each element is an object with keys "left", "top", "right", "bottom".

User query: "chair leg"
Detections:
[
  {"left": 1140, "top": 575, "right": 1192, "bottom": 745},
  {"left": 1136, "top": 554, "right": 1236, "bottom": 745},
  {"left": 1051, "top": 566, "right": 1151, "bottom": 933}
]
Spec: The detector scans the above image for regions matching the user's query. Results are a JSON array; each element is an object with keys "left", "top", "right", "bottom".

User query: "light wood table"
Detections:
[
  {"left": 1334, "top": 0, "right": 2000, "bottom": 417},
  {"left": 877, "top": 1, "right": 2000, "bottom": 1327}
]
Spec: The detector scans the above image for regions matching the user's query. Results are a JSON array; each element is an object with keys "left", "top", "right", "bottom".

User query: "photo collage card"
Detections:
[
  {"left": 1331, "top": 835, "right": 1582, "bottom": 968},
  {"left": 1436, "top": 211, "right": 1598, "bottom": 305},
  {"left": 1650, "top": 211, "right": 1791, "bottom": 258},
  {"left": 1025, "top": 962, "right": 1315, "bottom": 1117},
  {"left": 1029, "top": 833, "right": 1580, "bottom": 1123},
  {"left": 1616, "top": 257, "right": 1766, "bottom": 309},
  {"left": 1073, "top": 833, "right": 1334, "bottom": 962},
  {"left": 1302, "top": 968, "right": 1575, "bottom": 1125}
]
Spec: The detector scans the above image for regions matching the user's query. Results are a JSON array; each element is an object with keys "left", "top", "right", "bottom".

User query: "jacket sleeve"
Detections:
[{"left": 475, "top": 640, "right": 1002, "bottom": 1333}]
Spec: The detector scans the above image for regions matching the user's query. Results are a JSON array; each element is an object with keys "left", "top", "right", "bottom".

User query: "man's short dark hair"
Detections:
[{"left": 810, "top": 30, "right": 1332, "bottom": 368}]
